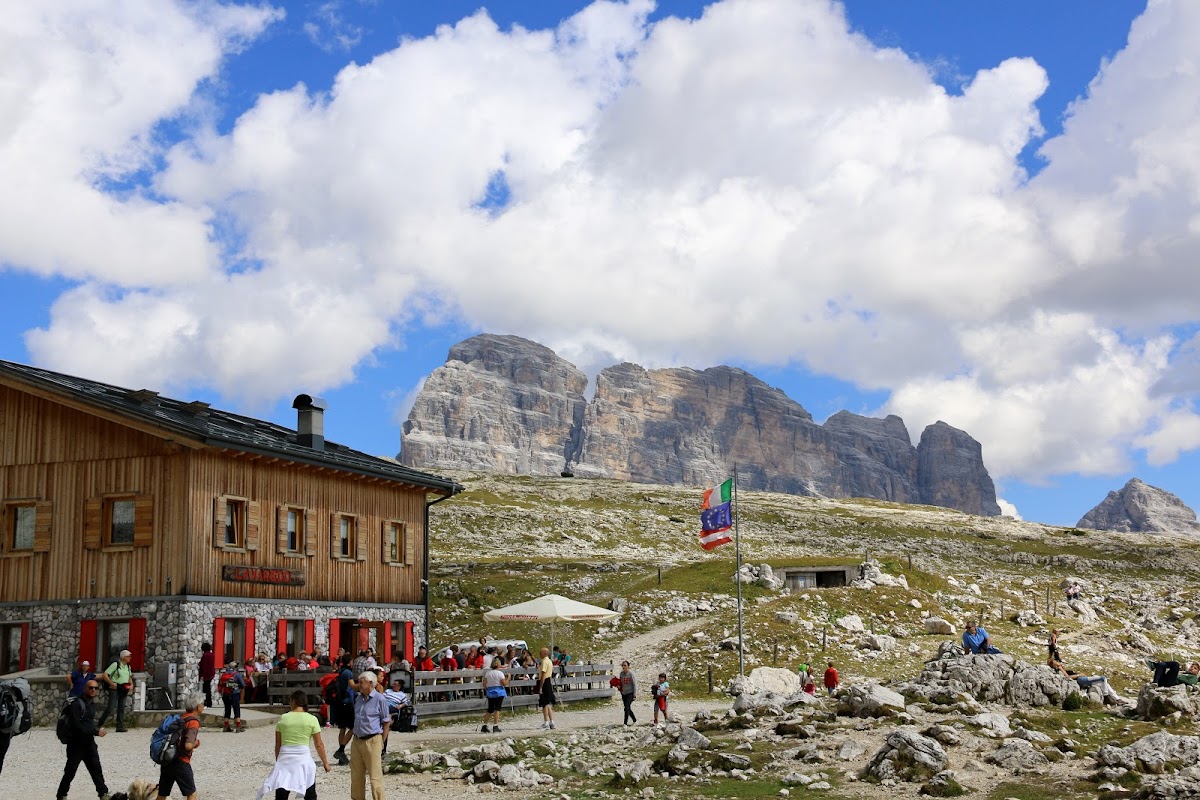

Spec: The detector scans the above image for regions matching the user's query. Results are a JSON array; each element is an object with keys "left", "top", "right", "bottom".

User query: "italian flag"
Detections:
[{"left": 701, "top": 478, "right": 733, "bottom": 510}]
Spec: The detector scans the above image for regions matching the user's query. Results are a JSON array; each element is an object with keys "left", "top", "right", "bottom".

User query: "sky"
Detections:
[{"left": 3, "top": 0, "right": 1199, "bottom": 527}]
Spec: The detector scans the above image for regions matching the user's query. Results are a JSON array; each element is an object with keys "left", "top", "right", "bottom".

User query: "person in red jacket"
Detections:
[
  {"left": 412, "top": 646, "right": 436, "bottom": 672},
  {"left": 823, "top": 661, "right": 840, "bottom": 696},
  {"left": 198, "top": 643, "right": 215, "bottom": 708}
]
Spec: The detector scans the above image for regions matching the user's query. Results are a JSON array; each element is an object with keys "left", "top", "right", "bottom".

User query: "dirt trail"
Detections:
[{"left": 601, "top": 616, "right": 707, "bottom": 678}]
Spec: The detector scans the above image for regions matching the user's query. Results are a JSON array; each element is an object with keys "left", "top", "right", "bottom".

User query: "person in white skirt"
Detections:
[{"left": 257, "top": 689, "right": 331, "bottom": 800}]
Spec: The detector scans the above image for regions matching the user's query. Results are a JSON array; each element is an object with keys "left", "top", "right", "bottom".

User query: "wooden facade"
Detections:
[{"left": 0, "top": 381, "right": 449, "bottom": 606}]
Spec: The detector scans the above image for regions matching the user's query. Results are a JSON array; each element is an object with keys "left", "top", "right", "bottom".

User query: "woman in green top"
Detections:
[{"left": 256, "top": 690, "right": 331, "bottom": 800}]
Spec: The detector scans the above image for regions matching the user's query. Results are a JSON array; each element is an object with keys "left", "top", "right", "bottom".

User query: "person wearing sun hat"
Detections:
[{"left": 66, "top": 657, "right": 96, "bottom": 699}]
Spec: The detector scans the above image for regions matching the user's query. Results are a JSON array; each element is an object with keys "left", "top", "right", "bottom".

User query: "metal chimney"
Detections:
[{"left": 292, "top": 394, "right": 328, "bottom": 450}]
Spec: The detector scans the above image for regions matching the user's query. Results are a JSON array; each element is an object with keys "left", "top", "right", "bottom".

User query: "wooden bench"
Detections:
[
  {"left": 409, "top": 663, "right": 615, "bottom": 717},
  {"left": 263, "top": 671, "right": 326, "bottom": 707}
]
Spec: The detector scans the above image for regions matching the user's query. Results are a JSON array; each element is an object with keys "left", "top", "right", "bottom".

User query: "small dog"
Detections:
[{"left": 110, "top": 778, "right": 159, "bottom": 800}]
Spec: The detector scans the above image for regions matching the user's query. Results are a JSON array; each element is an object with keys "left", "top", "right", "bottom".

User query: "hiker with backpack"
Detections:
[
  {"left": 56, "top": 678, "right": 111, "bottom": 800},
  {"left": 154, "top": 692, "right": 204, "bottom": 800},
  {"left": 218, "top": 659, "right": 247, "bottom": 732},
  {"left": 256, "top": 689, "right": 330, "bottom": 800},
  {"left": 330, "top": 654, "right": 356, "bottom": 766},
  {"left": 1, "top": 676, "right": 33, "bottom": 776},
  {"left": 97, "top": 649, "right": 133, "bottom": 732}
]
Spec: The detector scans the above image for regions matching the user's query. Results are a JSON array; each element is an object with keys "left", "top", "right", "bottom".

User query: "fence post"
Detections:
[
  {"left": 907, "top": 553, "right": 912, "bottom": 570},
  {"left": 658, "top": 566, "right": 662, "bottom": 585},
  {"left": 822, "top": 627, "right": 827, "bottom": 652},
  {"left": 773, "top": 640, "right": 779, "bottom": 665},
  {"left": 1045, "top": 586, "right": 1050, "bottom": 615},
  {"left": 707, "top": 665, "right": 714, "bottom": 694}
]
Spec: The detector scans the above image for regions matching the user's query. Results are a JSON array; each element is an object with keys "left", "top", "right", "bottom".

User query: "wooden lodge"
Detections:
[{"left": 0, "top": 358, "right": 460, "bottom": 718}]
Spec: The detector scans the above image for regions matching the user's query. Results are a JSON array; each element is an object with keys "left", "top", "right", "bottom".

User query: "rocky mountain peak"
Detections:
[
  {"left": 1076, "top": 478, "right": 1200, "bottom": 535},
  {"left": 399, "top": 334, "right": 1001, "bottom": 516}
]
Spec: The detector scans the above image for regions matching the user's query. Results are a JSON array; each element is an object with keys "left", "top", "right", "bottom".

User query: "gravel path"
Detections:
[{"left": 7, "top": 623, "right": 728, "bottom": 798}]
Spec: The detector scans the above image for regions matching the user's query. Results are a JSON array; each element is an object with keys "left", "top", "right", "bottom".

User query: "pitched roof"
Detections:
[{"left": 0, "top": 359, "right": 461, "bottom": 495}]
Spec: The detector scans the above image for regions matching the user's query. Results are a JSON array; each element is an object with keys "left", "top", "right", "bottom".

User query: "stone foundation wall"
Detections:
[{"left": 0, "top": 597, "right": 426, "bottom": 724}]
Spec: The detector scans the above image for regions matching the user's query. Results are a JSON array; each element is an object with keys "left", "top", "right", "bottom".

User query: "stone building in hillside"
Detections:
[{"left": 0, "top": 359, "right": 460, "bottom": 719}]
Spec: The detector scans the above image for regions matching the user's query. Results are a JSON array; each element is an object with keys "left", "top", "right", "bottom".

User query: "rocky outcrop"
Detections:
[
  {"left": 862, "top": 731, "right": 948, "bottom": 782},
  {"left": 1076, "top": 478, "right": 1200, "bottom": 535},
  {"left": 399, "top": 334, "right": 586, "bottom": 476},
  {"left": 917, "top": 422, "right": 1002, "bottom": 516},
  {"left": 900, "top": 654, "right": 1080, "bottom": 708},
  {"left": 400, "top": 334, "right": 1001, "bottom": 515}
]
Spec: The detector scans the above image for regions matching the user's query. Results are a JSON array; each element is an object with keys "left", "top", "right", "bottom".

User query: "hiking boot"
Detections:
[
  {"left": 336, "top": 753, "right": 350, "bottom": 766},
  {"left": 548, "top": 721, "right": 555, "bottom": 730},
  {"left": 492, "top": 726, "right": 501, "bottom": 733},
  {"left": 480, "top": 725, "right": 490, "bottom": 733}
]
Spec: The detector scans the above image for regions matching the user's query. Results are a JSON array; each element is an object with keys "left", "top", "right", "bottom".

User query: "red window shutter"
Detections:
[
  {"left": 79, "top": 620, "right": 98, "bottom": 666},
  {"left": 213, "top": 618, "right": 226, "bottom": 665},
  {"left": 380, "top": 624, "right": 392, "bottom": 664},
  {"left": 402, "top": 621, "right": 414, "bottom": 663},
  {"left": 244, "top": 617, "right": 256, "bottom": 663},
  {"left": 328, "top": 620, "right": 340, "bottom": 658},
  {"left": 304, "top": 620, "right": 315, "bottom": 653},
  {"left": 277, "top": 619, "right": 288, "bottom": 655},
  {"left": 18, "top": 622, "right": 30, "bottom": 670},
  {"left": 357, "top": 620, "right": 369, "bottom": 653},
  {"left": 128, "top": 617, "right": 147, "bottom": 672}
]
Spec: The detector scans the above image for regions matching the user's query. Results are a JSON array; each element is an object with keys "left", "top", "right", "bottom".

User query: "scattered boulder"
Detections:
[
  {"left": 901, "top": 654, "right": 1079, "bottom": 708},
  {"left": 775, "top": 611, "right": 799, "bottom": 624},
  {"left": 675, "top": 726, "right": 713, "bottom": 751},
  {"left": 921, "top": 725, "right": 963, "bottom": 747},
  {"left": 612, "top": 760, "right": 653, "bottom": 786},
  {"left": 729, "top": 667, "right": 813, "bottom": 713},
  {"left": 860, "top": 633, "right": 897, "bottom": 652},
  {"left": 608, "top": 598, "right": 628, "bottom": 613},
  {"left": 1136, "top": 684, "right": 1196, "bottom": 720},
  {"left": 969, "top": 712, "right": 1013, "bottom": 737},
  {"left": 985, "top": 738, "right": 1050, "bottom": 773},
  {"left": 1096, "top": 731, "right": 1200, "bottom": 774},
  {"left": 919, "top": 770, "right": 966, "bottom": 797},
  {"left": 1015, "top": 610, "right": 1046, "bottom": 627},
  {"left": 838, "top": 740, "right": 867, "bottom": 760},
  {"left": 924, "top": 618, "right": 955, "bottom": 635},
  {"left": 837, "top": 614, "right": 866, "bottom": 633},
  {"left": 775, "top": 720, "right": 817, "bottom": 738},
  {"left": 862, "top": 731, "right": 948, "bottom": 782},
  {"left": 838, "top": 683, "right": 907, "bottom": 718}
]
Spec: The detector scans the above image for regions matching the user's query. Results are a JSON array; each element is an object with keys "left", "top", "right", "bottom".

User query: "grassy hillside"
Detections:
[{"left": 427, "top": 471, "right": 1200, "bottom": 695}]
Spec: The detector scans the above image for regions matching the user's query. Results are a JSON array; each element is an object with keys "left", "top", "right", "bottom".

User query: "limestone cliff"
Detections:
[
  {"left": 399, "top": 334, "right": 586, "bottom": 476},
  {"left": 1076, "top": 478, "right": 1200, "bottom": 535},
  {"left": 399, "top": 334, "right": 1001, "bottom": 516}
]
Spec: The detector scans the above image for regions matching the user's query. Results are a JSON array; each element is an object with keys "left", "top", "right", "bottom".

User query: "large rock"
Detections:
[
  {"left": 399, "top": 334, "right": 587, "bottom": 475},
  {"left": 900, "top": 654, "right": 1079, "bottom": 708},
  {"left": 862, "top": 731, "right": 948, "bottom": 782},
  {"left": 1077, "top": 478, "right": 1200, "bottom": 535},
  {"left": 401, "top": 335, "right": 1001, "bottom": 515},
  {"left": 729, "top": 667, "right": 813, "bottom": 714},
  {"left": 924, "top": 618, "right": 955, "bottom": 635},
  {"left": 1136, "top": 684, "right": 1197, "bottom": 720},
  {"left": 1096, "top": 731, "right": 1200, "bottom": 774},
  {"left": 837, "top": 683, "right": 907, "bottom": 718},
  {"left": 985, "top": 738, "right": 1050, "bottom": 773}
]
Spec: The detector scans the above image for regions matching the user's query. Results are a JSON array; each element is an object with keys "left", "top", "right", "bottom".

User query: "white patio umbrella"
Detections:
[{"left": 482, "top": 594, "right": 620, "bottom": 650}]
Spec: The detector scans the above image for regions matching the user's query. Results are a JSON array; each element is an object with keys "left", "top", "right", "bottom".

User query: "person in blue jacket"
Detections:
[{"left": 962, "top": 622, "right": 1001, "bottom": 654}]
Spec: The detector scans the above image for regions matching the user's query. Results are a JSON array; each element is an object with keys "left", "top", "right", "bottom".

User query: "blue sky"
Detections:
[{"left": 4, "top": 0, "right": 1199, "bottom": 527}]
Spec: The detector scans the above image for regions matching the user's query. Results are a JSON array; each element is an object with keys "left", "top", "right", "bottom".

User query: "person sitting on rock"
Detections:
[
  {"left": 1047, "top": 645, "right": 1127, "bottom": 705},
  {"left": 962, "top": 622, "right": 1001, "bottom": 654},
  {"left": 1064, "top": 582, "right": 1082, "bottom": 601}
]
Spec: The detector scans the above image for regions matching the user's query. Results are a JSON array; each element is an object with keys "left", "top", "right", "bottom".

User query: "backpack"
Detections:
[
  {"left": 0, "top": 678, "right": 32, "bottom": 736},
  {"left": 149, "top": 714, "right": 185, "bottom": 764},
  {"left": 56, "top": 697, "right": 78, "bottom": 744},
  {"left": 219, "top": 671, "right": 241, "bottom": 696},
  {"left": 320, "top": 673, "right": 341, "bottom": 705}
]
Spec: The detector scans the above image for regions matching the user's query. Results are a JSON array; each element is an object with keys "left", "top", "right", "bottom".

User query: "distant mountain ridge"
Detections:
[
  {"left": 1076, "top": 478, "right": 1200, "bottom": 535},
  {"left": 400, "top": 334, "right": 1002, "bottom": 516}
]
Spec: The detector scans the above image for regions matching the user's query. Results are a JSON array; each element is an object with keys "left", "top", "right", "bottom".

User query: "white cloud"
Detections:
[
  {"left": 996, "top": 498, "right": 1022, "bottom": 520},
  {"left": 0, "top": 0, "right": 281, "bottom": 285},
  {"left": 7, "top": 0, "right": 1200, "bottom": 484}
]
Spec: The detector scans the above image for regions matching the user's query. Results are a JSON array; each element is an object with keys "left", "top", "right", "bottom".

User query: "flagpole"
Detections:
[{"left": 734, "top": 464, "right": 744, "bottom": 680}]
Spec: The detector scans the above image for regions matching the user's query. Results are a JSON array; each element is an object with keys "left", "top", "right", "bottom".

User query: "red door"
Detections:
[
  {"left": 127, "top": 618, "right": 147, "bottom": 671},
  {"left": 79, "top": 620, "right": 98, "bottom": 667}
]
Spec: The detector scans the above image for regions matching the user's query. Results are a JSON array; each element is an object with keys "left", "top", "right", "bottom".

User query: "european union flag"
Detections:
[{"left": 700, "top": 501, "right": 733, "bottom": 533}]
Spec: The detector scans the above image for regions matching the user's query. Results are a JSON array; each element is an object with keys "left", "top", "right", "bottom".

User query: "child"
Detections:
[
  {"left": 823, "top": 661, "right": 839, "bottom": 696},
  {"left": 652, "top": 672, "right": 670, "bottom": 725},
  {"left": 218, "top": 660, "right": 246, "bottom": 731}
]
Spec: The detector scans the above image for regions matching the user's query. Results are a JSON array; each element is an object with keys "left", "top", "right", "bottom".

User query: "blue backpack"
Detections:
[{"left": 150, "top": 714, "right": 184, "bottom": 764}]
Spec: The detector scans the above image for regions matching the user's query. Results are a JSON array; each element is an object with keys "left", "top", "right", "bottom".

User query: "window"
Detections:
[
  {"left": 212, "top": 496, "right": 260, "bottom": 552},
  {"left": 224, "top": 499, "right": 245, "bottom": 547},
  {"left": 109, "top": 499, "right": 135, "bottom": 545},
  {"left": 0, "top": 623, "right": 29, "bottom": 672},
  {"left": 339, "top": 516, "right": 353, "bottom": 557},
  {"left": 11, "top": 505, "right": 35, "bottom": 551},
  {"left": 276, "top": 506, "right": 312, "bottom": 555},
  {"left": 84, "top": 495, "right": 151, "bottom": 550},
  {"left": 100, "top": 620, "right": 130, "bottom": 666},
  {"left": 382, "top": 519, "right": 408, "bottom": 565}
]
